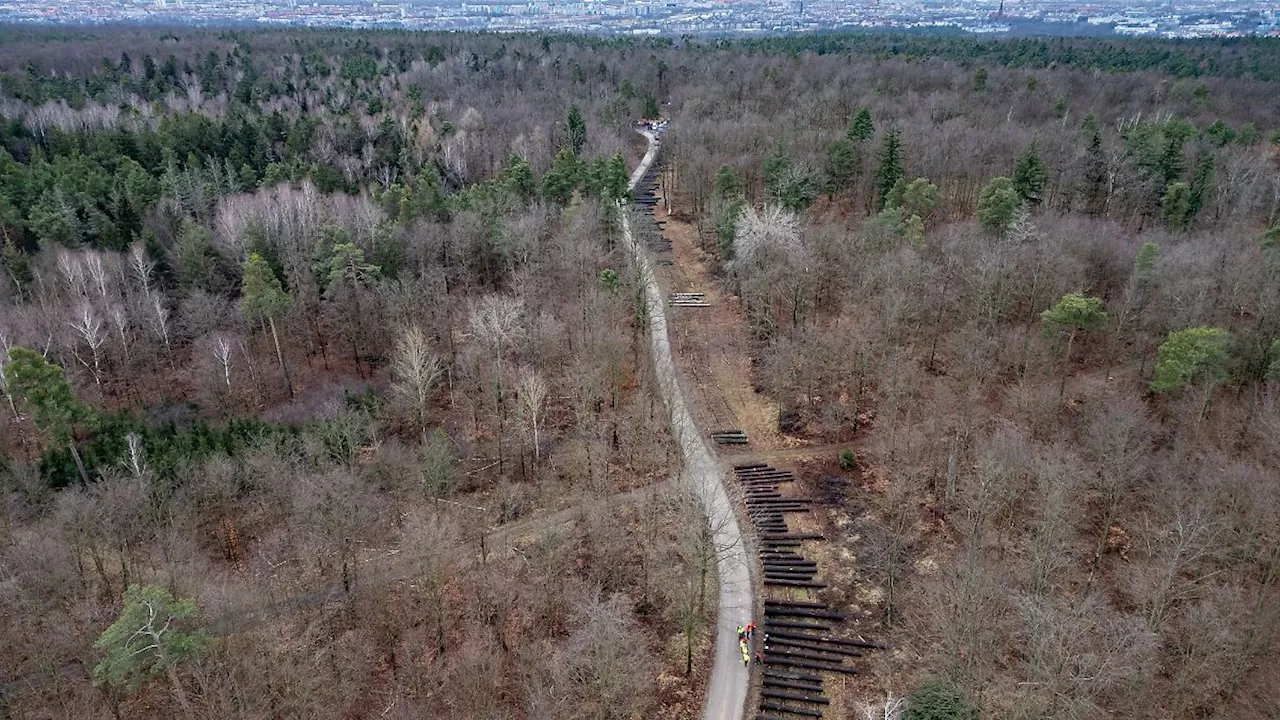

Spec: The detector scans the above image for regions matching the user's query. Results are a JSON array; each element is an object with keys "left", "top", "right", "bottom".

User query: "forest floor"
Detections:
[{"left": 652, "top": 176, "right": 905, "bottom": 715}]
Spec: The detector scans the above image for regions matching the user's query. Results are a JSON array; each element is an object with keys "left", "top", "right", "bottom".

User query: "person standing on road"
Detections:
[{"left": 739, "top": 638, "right": 750, "bottom": 665}]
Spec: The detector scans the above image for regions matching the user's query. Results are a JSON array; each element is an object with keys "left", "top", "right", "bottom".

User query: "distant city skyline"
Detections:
[{"left": 0, "top": 0, "right": 1276, "bottom": 38}]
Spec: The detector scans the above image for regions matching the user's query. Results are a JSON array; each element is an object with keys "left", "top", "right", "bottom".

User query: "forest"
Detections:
[{"left": 0, "top": 25, "right": 1278, "bottom": 719}]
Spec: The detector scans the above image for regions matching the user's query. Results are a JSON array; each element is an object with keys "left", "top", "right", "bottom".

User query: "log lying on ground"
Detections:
[
  {"left": 765, "top": 600, "right": 829, "bottom": 609},
  {"left": 765, "top": 576, "right": 819, "bottom": 584},
  {"left": 762, "top": 689, "right": 830, "bottom": 705},
  {"left": 767, "top": 645, "right": 858, "bottom": 663},
  {"left": 763, "top": 668, "right": 821, "bottom": 683},
  {"left": 761, "top": 561, "right": 818, "bottom": 568},
  {"left": 763, "top": 621, "right": 831, "bottom": 632},
  {"left": 764, "top": 656, "right": 858, "bottom": 675},
  {"left": 760, "top": 533, "right": 824, "bottom": 541},
  {"left": 760, "top": 706, "right": 823, "bottom": 719},
  {"left": 734, "top": 462, "right": 769, "bottom": 470},
  {"left": 762, "top": 678, "right": 824, "bottom": 693},
  {"left": 764, "top": 607, "right": 845, "bottom": 621},
  {"left": 765, "top": 630, "right": 886, "bottom": 650},
  {"left": 767, "top": 638, "right": 863, "bottom": 658},
  {"left": 759, "top": 704, "right": 823, "bottom": 719},
  {"left": 762, "top": 573, "right": 824, "bottom": 586}
]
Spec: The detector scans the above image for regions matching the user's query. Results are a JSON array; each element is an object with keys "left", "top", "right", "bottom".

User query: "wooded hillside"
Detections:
[{"left": 1, "top": 26, "right": 1278, "bottom": 719}]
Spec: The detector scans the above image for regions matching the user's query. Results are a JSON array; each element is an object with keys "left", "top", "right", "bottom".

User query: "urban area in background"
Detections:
[{"left": 1, "top": 0, "right": 1277, "bottom": 38}]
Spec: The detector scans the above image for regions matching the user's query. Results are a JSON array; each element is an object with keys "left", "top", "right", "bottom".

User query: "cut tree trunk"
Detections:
[{"left": 268, "top": 316, "right": 295, "bottom": 398}]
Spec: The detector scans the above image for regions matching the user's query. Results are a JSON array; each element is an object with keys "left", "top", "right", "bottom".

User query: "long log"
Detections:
[
  {"left": 762, "top": 621, "right": 832, "bottom": 632},
  {"left": 734, "top": 462, "right": 769, "bottom": 470},
  {"left": 761, "top": 561, "right": 818, "bottom": 568},
  {"left": 762, "top": 690, "right": 829, "bottom": 705},
  {"left": 763, "top": 656, "right": 858, "bottom": 675},
  {"left": 763, "top": 668, "right": 821, "bottom": 683},
  {"left": 764, "top": 608, "right": 845, "bottom": 620},
  {"left": 767, "top": 639, "right": 863, "bottom": 658},
  {"left": 762, "top": 678, "right": 824, "bottom": 693},
  {"left": 766, "top": 643, "right": 856, "bottom": 662},
  {"left": 759, "top": 705, "right": 822, "bottom": 719},
  {"left": 765, "top": 631, "right": 886, "bottom": 650},
  {"left": 765, "top": 600, "right": 828, "bottom": 609},
  {"left": 760, "top": 533, "right": 824, "bottom": 541},
  {"left": 762, "top": 573, "right": 824, "bottom": 586}
]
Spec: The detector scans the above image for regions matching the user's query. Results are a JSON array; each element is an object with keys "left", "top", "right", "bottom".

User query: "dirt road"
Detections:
[{"left": 625, "top": 131, "right": 752, "bottom": 720}]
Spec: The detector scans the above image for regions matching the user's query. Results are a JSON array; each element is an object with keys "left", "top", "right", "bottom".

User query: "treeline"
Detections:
[{"left": 735, "top": 32, "right": 1280, "bottom": 82}]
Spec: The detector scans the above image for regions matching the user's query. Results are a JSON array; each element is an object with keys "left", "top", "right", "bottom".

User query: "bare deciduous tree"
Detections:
[
  {"left": 390, "top": 324, "right": 443, "bottom": 436},
  {"left": 212, "top": 335, "right": 233, "bottom": 390},
  {"left": 68, "top": 302, "right": 107, "bottom": 389},
  {"left": 517, "top": 368, "right": 548, "bottom": 462}
]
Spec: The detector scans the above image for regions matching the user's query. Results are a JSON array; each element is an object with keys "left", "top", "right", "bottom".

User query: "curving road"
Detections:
[{"left": 623, "top": 131, "right": 753, "bottom": 720}]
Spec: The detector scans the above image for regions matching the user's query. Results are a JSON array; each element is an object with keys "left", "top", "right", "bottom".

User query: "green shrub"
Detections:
[
  {"left": 838, "top": 449, "right": 857, "bottom": 470},
  {"left": 904, "top": 679, "right": 978, "bottom": 720}
]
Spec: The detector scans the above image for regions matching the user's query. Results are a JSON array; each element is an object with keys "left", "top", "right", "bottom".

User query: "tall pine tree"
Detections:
[
  {"left": 1082, "top": 115, "right": 1107, "bottom": 216},
  {"left": 1012, "top": 143, "right": 1048, "bottom": 207},
  {"left": 874, "top": 129, "right": 904, "bottom": 211}
]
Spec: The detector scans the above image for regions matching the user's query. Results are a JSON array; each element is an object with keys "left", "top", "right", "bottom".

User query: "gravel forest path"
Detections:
[{"left": 624, "top": 130, "right": 752, "bottom": 720}]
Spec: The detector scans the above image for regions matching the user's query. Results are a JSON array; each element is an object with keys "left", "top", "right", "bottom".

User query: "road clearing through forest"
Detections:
[{"left": 625, "top": 130, "right": 753, "bottom": 720}]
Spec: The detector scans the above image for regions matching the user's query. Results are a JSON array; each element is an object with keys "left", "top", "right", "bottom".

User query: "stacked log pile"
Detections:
[{"left": 735, "top": 463, "right": 884, "bottom": 719}]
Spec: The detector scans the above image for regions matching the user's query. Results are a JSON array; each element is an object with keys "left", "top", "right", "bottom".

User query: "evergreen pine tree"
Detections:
[
  {"left": 847, "top": 107, "right": 875, "bottom": 142},
  {"left": 874, "top": 128, "right": 904, "bottom": 211},
  {"left": 1012, "top": 143, "right": 1048, "bottom": 206}
]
